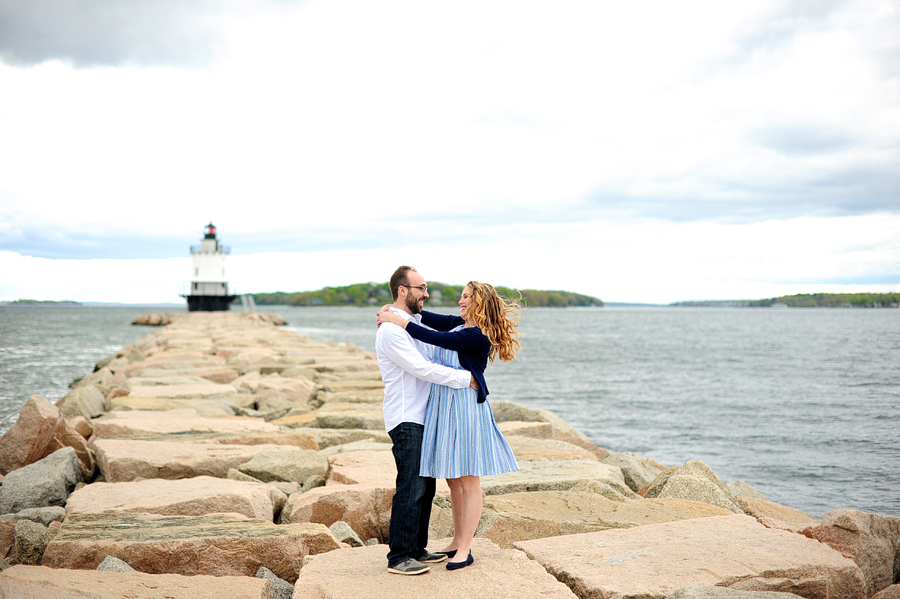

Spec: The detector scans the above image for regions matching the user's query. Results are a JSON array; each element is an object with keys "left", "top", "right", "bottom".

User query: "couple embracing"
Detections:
[{"left": 375, "top": 266, "right": 521, "bottom": 575}]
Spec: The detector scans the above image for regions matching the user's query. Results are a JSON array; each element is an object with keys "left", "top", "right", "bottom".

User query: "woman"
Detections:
[{"left": 376, "top": 281, "right": 521, "bottom": 570}]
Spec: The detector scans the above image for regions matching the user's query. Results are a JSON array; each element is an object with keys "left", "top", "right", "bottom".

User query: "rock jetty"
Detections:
[{"left": 0, "top": 311, "right": 897, "bottom": 599}]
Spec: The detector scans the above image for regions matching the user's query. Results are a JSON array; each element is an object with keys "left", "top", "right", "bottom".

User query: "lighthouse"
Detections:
[{"left": 180, "top": 223, "right": 238, "bottom": 311}]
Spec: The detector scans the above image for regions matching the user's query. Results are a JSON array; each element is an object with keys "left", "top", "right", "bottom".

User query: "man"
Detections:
[{"left": 376, "top": 265, "right": 477, "bottom": 575}]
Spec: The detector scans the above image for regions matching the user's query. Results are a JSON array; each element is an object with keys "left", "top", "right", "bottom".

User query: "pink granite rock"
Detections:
[
  {"left": 280, "top": 484, "right": 394, "bottom": 542},
  {"left": 478, "top": 493, "right": 732, "bottom": 548},
  {"left": 295, "top": 537, "right": 577, "bottom": 599},
  {"left": 801, "top": 509, "right": 900, "bottom": 597},
  {"left": 127, "top": 383, "right": 238, "bottom": 399},
  {"left": 196, "top": 368, "right": 241, "bottom": 384},
  {"left": 255, "top": 374, "right": 318, "bottom": 409},
  {"left": 327, "top": 450, "right": 396, "bottom": 487},
  {"left": 515, "top": 514, "right": 866, "bottom": 599},
  {"left": 65, "top": 476, "right": 287, "bottom": 521},
  {"left": 872, "top": 585, "right": 900, "bottom": 599},
  {"left": 0, "top": 520, "right": 15, "bottom": 562},
  {"left": 50, "top": 422, "right": 95, "bottom": 480},
  {"left": 91, "top": 409, "right": 282, "bottom": 438},
  {"left": 41, "top": 512, "right": 337, "bottom": 583},
  {"left": 0, "top": 395, "right": 66, "bottom": 475},
  {"left": 67, "top": 416, "right": 93, "bottom": 440},
  {"left": 734, "top": 495, "right": 819, "bottom": 526},
  {"left": 55, "top": 384, "right": 107, "bottom": 420},
  {"left": 506, "top": 436, "right": 600, "bottom": 462},
  {"left": 91, "top": 438, "right": 288, "bottom": 482},
  {"left": 0, "top": 564, "right": 274, "bottom": 598}
]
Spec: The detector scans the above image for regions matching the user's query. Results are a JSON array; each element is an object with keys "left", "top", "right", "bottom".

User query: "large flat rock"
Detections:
[
  {"left": 327, "top": 450, "right": 396, "bottom": 487},
  {"left": 91, "top": 409, "right": 282, "bottom": 437},
  {"left": 294, "top": 537, "right": 577, "bottom": 599},
  {"left": 65, "top": 476, "right": 287, "bottom": 521},
  {"left": 135, "top": 367, "right": 240, "bottom": 383},
  {"left": 203, "top": 431, "right": 319, "bottom": 450},
  {"left": 256, "top": 374, "right": 319, "bottom": 409},
  {"left": 92, "top": 438, "right": 289, "bottom": 481},
  {"left": 734, "top": 494, "right": 820, "bottom": 526},
  {"left": 668, "top": 588, "right": 803, "bottom": 599},
  {"left": 481, "top": 459, "right": 631, "bottom": 496},
  {"left": 313, "top": 403, "right": 384, "bottom": 430},
  {"left": 109, "top": 396, "right": 236, "bottom": 416},
  {"left": 498, "top": 420, "right": 555, "bottom": 439},
  {"left": 515, "top": 514, "right": 867, "bottom": 599},
  {"left": 41, "top": 512, "right": 339, "bottom": 583},
  {"left": 127, "top": 383, "right": 239, "bottom": 398},
  {"left": 123, "top": 356, "right": 228, "bottom": 378},
  {"left": 237, "top": 448, "right": 329, "bottom": 485},
  {"left": 307, "top": 428, "right": 391, "bottom": 449},
  {"left": 123, "top": 375, "right": 213, "bottom": 389},
  {"left": 507, "top": 436, "right": 600, "bottom": 462},
  {"left": 0, "top": 565, "right": 273, "bottom": 599},
  {"left": 478, "top": 493, "right": 732, "bottom": 547}
]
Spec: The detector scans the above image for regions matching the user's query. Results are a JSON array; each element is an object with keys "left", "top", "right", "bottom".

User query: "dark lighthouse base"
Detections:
[{"left": 185, "top": 295, "right": 238, "bottom": 312}]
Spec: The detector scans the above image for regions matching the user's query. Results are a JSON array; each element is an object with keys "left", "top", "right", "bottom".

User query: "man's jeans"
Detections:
[{"left": 387, "top": 422, "right": 435, "bottom": 566}]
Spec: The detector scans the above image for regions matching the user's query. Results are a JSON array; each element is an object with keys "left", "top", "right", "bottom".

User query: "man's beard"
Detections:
[{"left": 405, "top": 293, "right": 422, "bottom": 315}]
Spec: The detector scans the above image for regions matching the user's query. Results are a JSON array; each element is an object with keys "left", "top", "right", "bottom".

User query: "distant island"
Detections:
[
  {"left": 5, "top": 299, "right": 83, "bottom": 306},
  {"left": 252, "top": 282, "right": 603, "bottom": 308},
  {"left": 671, "top": 292, "right": 900, "bottom": 308}
]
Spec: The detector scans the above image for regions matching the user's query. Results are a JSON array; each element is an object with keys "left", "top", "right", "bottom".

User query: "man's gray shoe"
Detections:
[
  {"left": 417, "top": 551, "right": 448, "bottom": 564},
  {"left": 387, "top": 559, "right": 430, "bottom": 575}
]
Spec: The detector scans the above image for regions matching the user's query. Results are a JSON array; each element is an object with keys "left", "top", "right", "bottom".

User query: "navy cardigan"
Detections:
[{"left": 404, "top": 311, "right": 491, "bottom": 403}]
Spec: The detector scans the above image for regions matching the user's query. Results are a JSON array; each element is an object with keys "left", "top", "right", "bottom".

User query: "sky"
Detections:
[{"left": 1, "top": 0, "right": 898, "bottom": 305}]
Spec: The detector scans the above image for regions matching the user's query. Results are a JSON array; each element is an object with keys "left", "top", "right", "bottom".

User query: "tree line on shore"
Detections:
[
  {"left": 672, "top": 292, "right": 900, "bottom": 308},
  {"left": 251, "top": 282, "right": 603, "bottom": 308}
]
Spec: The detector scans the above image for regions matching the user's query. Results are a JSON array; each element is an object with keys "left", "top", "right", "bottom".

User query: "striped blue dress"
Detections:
[{"left": 419, "top": 327, "right": 519, "bottom": 479}]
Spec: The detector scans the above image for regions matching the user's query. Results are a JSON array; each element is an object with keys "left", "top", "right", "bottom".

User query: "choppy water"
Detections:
[
  {"left": 0, "top": 306, "right": 162, "bottom": 422},
  {"left": 1, "top": 304, "right": 898, "bottom": 518}
]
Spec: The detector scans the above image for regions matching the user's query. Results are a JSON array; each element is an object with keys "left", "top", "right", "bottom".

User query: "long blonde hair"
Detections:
[{"left": 466, "top": 281, "right": 522, "bottom": 363}]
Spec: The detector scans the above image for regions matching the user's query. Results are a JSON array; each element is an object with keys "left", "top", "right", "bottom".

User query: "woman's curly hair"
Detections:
[{"left": 466, "top": 281, "right": 522, "bottom": 363}]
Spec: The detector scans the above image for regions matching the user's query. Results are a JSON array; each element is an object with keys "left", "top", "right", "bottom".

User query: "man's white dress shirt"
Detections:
[{"left": 376, "top": 307, "right": 471, "bottom": 432}]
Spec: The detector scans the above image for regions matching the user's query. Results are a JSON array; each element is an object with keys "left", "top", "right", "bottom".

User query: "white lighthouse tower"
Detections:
[{"left": 180, "top": 222, "right": 237, "bottom": 311}]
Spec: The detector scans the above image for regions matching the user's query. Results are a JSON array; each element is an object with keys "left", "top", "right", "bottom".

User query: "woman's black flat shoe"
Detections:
[
  {"left": 446, "top": 552, "right": 474, "bottom": 570},
  {"left": 440, "top": 550, "right": 457, "bottom": 559}
]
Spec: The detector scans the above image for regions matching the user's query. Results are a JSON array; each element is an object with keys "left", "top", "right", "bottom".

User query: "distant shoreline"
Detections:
[
  {"left": 3, "top": 299, "right": 83, "bottom": 307},
  {"left": 0, "top": 302, "right": 183, "bottom": 308},
  {"left": 671, "top": 292, "right": 900, "bottom": 308},
  {"left": 3, "top": 292, "right": 897, "bottom": 309}
]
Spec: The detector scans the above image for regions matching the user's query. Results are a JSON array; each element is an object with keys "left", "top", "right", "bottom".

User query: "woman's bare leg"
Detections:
[
  {"left": 441, "top": 478, "right": 463, "bottom": 553},
  {"left": 447, "top": 475, "right": 481, "bottom": 563}
]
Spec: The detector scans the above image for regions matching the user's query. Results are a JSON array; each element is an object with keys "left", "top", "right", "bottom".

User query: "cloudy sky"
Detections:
[{"left": 1, "top": 0, "right": 898, "bottom": 304}]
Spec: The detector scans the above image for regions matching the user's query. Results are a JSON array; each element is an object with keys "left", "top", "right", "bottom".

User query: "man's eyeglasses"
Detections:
[{"left": 402, "top": 285, "right": 428, "bottom": 293}]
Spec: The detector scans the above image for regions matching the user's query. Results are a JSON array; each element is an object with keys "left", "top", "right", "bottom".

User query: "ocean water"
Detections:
[{"left": 1, "top": 304, "right": 898, "bottom": 518}]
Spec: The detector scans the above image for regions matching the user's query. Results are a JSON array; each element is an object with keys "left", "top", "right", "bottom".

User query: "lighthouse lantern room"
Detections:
[{"left": 180, "top": 222, "right": 238, "bottom": 311}]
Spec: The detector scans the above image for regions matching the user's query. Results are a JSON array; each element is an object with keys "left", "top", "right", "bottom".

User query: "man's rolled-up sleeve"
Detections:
[{"left": 381, "top": 325, "right": 470, "bottom": 388}]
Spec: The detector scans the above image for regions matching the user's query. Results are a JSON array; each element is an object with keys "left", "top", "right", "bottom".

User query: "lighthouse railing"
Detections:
[
  {"left": 179, "top": 281, "right": 240, "bottom": 297},
  {"left": 190, "top": 245, "right": 231, "bottom": 255}
]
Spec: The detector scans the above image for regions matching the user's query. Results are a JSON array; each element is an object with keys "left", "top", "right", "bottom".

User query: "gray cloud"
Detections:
[
  {"left": 0, "top": 0, "right": 234, "bottom": 67},
  {"left": 581, "top": 159, "right": 900, "bottom": 223},
  {"left": 748, "top": 124, "right": 857, "bottom": 156},
  {"left": 710, "top": 0, "right": 900, "bottom": 80},
  {"left": 734, "top": 0, "right": 850, "bottom": 53},
  {"left": 0, "top": 222, "right": 436, "bottom": 260}
]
